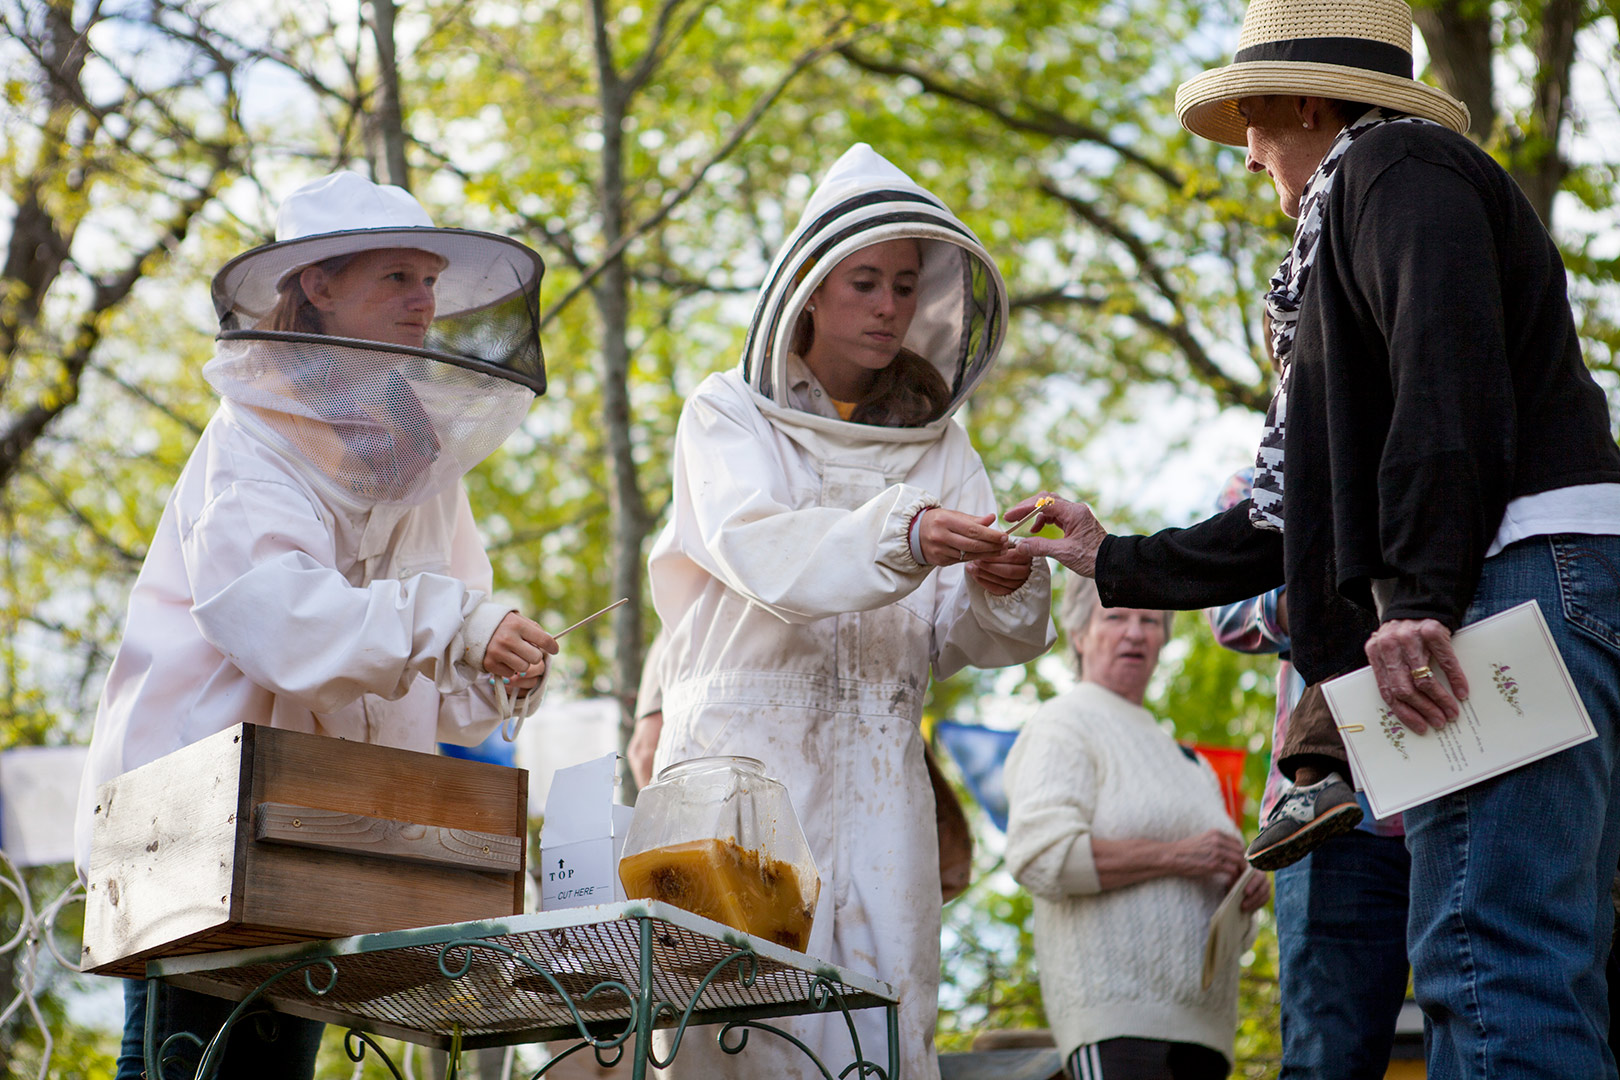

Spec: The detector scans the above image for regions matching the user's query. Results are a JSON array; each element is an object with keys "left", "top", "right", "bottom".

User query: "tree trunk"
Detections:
[
  {"left": 1514, "top": 0, "right": 1579, "bottom": 225},
  {"left": 369, "top": 0, "right": 411, "bottom": 190},
  {"left": 1416, "top": 0, "right": 1579, "bottom": 227},
  {"left": 1, "top": 1, "right": 85, "bottom": 376},
  {"left": 1, "top": 2, "right": 92, "bottom": 489},
  {"left": 590, "top": 0, "right": 651, "bottom": 797},
  {"left": 1412, "top": 0, "right": 1495, "bottom": 143}
]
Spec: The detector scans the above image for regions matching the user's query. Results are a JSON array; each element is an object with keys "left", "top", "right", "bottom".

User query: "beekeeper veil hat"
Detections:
[{"left": 204, "top": 171, "right": 547, "bottom": 505}]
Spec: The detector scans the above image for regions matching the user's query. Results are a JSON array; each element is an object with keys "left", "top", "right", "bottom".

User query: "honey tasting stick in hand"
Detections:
[
  {"left": 1003, "top": 495, "right": 1055, "bottom": 539},
  {"left": 553, "top": 596, "right": 630, "bottom": 639}
]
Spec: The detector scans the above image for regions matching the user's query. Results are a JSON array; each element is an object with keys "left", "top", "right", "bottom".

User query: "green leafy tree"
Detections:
[{"left": 830, "top": 0, "right": 1620, "bottom": 421}]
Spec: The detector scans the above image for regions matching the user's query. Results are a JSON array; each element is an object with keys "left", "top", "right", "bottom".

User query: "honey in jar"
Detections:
[
  {"left": 619, "top": 837, "right": 818, "bottom": 952},
  {"left": 617, "top": 757, "right": 821, "bottom": 953}
]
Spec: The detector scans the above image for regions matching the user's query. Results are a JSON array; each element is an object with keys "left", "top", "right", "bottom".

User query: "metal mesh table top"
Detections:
[{"left": 146, "top": 901, "right": 897, "bottom": 1051}]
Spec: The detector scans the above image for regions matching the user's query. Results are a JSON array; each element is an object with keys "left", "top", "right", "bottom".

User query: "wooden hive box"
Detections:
[{"left": 82, "top": 723, "right": 528, "bottom": 977}]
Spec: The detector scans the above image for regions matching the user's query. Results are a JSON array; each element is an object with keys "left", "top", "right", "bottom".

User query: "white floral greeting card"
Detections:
[{"left": 1321, "top": 600, "right": 1596, "bottom": 819}]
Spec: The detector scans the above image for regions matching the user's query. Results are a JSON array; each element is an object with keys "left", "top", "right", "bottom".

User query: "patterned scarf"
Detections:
[{"left": 1250, "top": 109, "right": 1439, "bottom": 531}]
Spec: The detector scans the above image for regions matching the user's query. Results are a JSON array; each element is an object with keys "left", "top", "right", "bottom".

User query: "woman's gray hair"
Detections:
[
  {"left": 1058, "top": 575, "right": 1101, "bottom": 645},
  {"left": 1058, "top": 576, "right": 1174, "bottom": 677}
]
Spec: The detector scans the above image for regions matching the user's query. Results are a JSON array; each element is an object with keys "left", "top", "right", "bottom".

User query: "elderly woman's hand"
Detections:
[
  {"left": 1093, "top": 829, "right": 1251, "bottom": 892},
  {"left": 1166, "top": 828, "right": 1249, "bottom": 889},
  {"left": 1364, "top": 617, "right": 1468, "bottom": 734},
  {"left": 1008, "top": 493, "right": 1108, "bottom": 578},
  {"left": 1239, "top": 868, "right": 1272, "bottom": 914}
]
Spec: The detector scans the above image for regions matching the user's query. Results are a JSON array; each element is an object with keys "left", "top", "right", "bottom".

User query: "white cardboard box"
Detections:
[{"left": 538, "top": 752, "right": 635, "bottom": 909}]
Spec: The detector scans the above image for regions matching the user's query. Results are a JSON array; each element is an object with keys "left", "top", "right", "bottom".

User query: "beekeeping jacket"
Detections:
[{"left": 647, "top": 144, "right": 1055, "bottom": 1079}]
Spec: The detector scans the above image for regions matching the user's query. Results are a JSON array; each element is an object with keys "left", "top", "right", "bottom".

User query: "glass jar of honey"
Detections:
[{"left": 618, "top": 756, "right": 820, "bottom": 952}]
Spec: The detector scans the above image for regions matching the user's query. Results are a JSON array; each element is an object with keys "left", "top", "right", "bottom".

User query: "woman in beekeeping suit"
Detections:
[
  {"left": 75, "top": 171, "right": 556, "bottom": 1080},
  {"left": 647, "top": 144, "right": 1055, "bottom": 1078}
]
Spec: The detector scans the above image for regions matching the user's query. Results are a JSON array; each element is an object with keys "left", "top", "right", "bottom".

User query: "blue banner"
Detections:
[
  {"left": 936, "top": 721, "right": 1020, "bottom": 833},
  {"left": 439, "top": 730, "right": 519, "bottom": 768}
]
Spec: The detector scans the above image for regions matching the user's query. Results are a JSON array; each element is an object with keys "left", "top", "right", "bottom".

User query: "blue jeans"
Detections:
[
  {"left": 1404, "top": 534, "right": 1620, "bottom": 1080},
  {"left": 118, "top": 978, "right": 324, "bottom": 1080},
  {"left": 1275, "top": 828, "right": 1411, "bottom": 1079}
]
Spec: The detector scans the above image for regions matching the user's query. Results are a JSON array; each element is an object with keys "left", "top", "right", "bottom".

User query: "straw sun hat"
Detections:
[{"left": 1175, "top": 0, "right": 1469, "bottom": 146}]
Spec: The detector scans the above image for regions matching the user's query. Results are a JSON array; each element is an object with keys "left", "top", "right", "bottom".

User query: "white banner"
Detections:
[{"left": 0, "top": 745, "right": 90, "bottom": 868}]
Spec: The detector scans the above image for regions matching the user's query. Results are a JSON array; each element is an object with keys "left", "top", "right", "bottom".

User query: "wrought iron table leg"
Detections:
[
  {"left": 633, "top": 916, "right": 652, "bottom": 1080},
  {"left": 888, "top": 1003, "right": 900, "bottom": 1079},
  {"left": 144, "top": 959, "right": 341, "bottom": 1079},
  {"left": 143, "top": 977, "right": 161, "bottom": 1080}
]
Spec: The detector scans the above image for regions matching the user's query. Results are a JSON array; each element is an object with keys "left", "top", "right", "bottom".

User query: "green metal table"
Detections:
[{"left": 142, "top": 899, "right": 899, "bottom": 1079}]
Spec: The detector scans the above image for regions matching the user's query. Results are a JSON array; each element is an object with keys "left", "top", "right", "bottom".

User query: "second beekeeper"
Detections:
[{"left": 645, "top": 143, "right": 1055, "bottom": 1079}]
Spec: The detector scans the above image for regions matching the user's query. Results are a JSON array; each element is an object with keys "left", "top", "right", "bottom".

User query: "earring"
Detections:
[
  {"left": 806, "top": 304, "right": 816, "bottom": 312},
  {"left": 1302, "top": 121, "right": 1311, "bottom": 129}
]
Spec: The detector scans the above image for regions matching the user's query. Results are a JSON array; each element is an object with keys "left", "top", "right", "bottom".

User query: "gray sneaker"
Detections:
[{"left": 1245, "top": 773, "right": 1363, "bottom": 871}]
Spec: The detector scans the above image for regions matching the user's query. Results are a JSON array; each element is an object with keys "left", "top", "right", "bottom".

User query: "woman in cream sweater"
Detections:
[{"left": 1005, "top": 578, "right": 1269, "bottom": 1080}]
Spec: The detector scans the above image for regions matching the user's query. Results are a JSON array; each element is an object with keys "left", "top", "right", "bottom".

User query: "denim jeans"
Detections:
[
  {"left": 1274, "top": 828, "right": 1411, "bottom": 1079},
  {"left": 117, "top": 978, "right": 324, "bottom": 1080},
  {"left": 1404, "top": 534, "right": 1620, "bottom": 1080}
]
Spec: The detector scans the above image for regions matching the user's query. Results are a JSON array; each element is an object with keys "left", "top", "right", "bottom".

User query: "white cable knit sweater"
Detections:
[{"left": 1004, "top": 681, "right": 1246, "bottom": 1064}]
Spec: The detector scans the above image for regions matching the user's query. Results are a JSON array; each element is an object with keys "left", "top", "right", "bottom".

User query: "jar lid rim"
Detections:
[{"left": 652, "top": 755, "right": 767, "bottom": 782}]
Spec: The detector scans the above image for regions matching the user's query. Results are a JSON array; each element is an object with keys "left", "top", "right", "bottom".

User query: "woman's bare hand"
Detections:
[
  {"left": 918, "top": 509, "right": 1010, "bottom": 567},
  {"left": 1239, "top": 868, "right": 1272, "bottom": 914},
  {"left": 965, "top": 544, "right": 1035, "bottom": 596},
  {"left": 1009, "top": 493, "right": 1108, "bottom": 578},
  {"left": 1167, "top": 828, "right": 1249, "bottom": 889},
  {"left": 627, "top": 711, "right": 664, "bottom": 788},
  {"left": 486, "top": 612, "right": 558, "bottom": 691}
]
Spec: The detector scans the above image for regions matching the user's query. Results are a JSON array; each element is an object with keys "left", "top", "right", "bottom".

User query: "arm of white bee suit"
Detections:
[
  {"left": 186, "top": 478, "right": 490, "bottom": 715},
  {"left": 669, "top": 391, "right": 939, "bottom": 623},
  {"left": 435, "top": 484, "right": 514, "bottom": 746},
  {"left": 1005, "top": 709, "right": 1103, "bottom": 900},
  {"left": 930, "top": 457, "right": 1056, "bottom": 680}
]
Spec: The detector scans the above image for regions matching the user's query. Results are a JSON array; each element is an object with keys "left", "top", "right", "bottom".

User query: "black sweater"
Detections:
[{"left": 1098, "top": 122, "right": 1620, "bottom": 684}]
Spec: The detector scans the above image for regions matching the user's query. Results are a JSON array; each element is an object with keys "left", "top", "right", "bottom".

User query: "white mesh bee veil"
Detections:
[{"left": 203, "top": 172, "right": 545, "bottom": 506}]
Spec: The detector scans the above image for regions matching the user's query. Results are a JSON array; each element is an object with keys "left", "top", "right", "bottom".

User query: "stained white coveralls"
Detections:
[
  {"left": 72, "top": 398, "right": 515, "bottom": 878},
  {"left": 648, "top": 144, "right": 1055, "bottom": 1079}
]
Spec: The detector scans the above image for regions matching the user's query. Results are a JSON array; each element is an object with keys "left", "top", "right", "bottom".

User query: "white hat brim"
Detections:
[
  {"left": 211, "top": 227, "right": 542, "bottom": 323},
  {"left": 1175, "top": 60, "right": 1470, "bottom": 145}
]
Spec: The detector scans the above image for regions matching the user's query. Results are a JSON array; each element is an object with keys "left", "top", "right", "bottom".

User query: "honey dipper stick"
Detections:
[
  {"left": 1003, "top": 496, "right": 1055, "bottom": 539},
  {"left": 553, "top": 597, "right": 630, "bottom": 639}
]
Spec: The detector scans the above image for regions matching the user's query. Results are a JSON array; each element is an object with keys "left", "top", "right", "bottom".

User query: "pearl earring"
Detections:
[{"left": 807, "top": 304, "right": 816, "bottom": 312}]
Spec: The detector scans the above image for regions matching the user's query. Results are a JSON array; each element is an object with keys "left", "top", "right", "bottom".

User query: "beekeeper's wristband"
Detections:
[{"left": 908, "top": 508, "right": 931, "bottom": 567}]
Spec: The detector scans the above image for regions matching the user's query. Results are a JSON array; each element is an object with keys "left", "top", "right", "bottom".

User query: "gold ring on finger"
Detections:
[{"left": 1411, "top": 665, "right": 1433, "bottom": 680}]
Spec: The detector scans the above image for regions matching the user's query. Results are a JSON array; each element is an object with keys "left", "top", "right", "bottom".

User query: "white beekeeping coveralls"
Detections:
[
  {"left": 648, "top": 144, "right": 1055, "bottom": 1079},
  {"left": 74, "top": 172, "right": 546, "bottom": 879}
]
